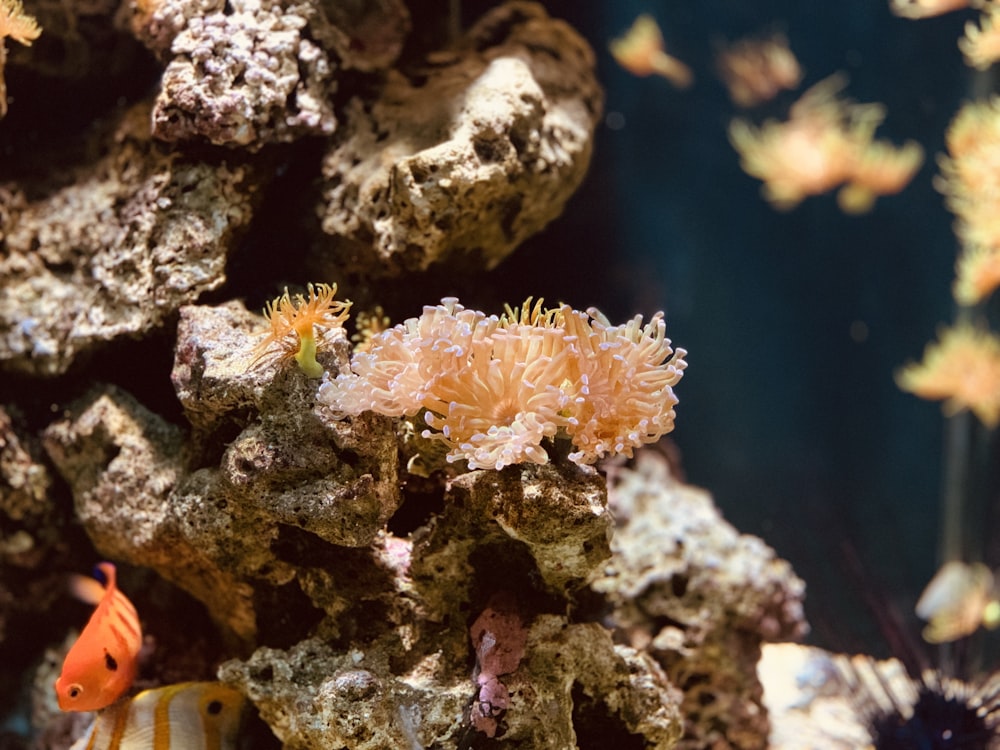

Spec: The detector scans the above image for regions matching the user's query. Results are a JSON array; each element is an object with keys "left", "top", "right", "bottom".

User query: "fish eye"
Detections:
[
  {"left": 68, "top": 684, "right": 84, "bottom": 699},
  {"left": 206, "top": 700, "right": 223, "bottom": 715}
]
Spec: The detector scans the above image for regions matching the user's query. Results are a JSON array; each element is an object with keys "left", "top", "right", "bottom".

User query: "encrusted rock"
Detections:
[
  {"left": 150, "top": 0, "right": 334, "bottom": 146},
  {"left": 41, "top": 385, "right": 188, "bottom": 564},
  {"left": 38, "top": 303, "right": 402, "bottom": 645},
  {"left": 759, "top": 643, "right": 907, "bottom": 750},
  {"left": 0, "top": 405, "right": 51, "bottom": 528},
  {"left": 410, "top": 461, "right": 612, "bottom": 627},
  {"left": 592, "top": 452, "right": 809, "bottom": 750},
  {"left": 141, "top": 0, "right": 409, "bottom": 147},
  {"left": 315, "top": 1, "right": 603, "bottom": 276},
  {"left": 40, "top": 384, "right": 261, "bottom": 645},
  {"left": 221, "top": 635, "right": 470, "bottom": 750},
  {"left": 172, "top": 301, "right": 401, "bottom": 550},
  {"left": 0, "top": 102, "right": 264, "bottom": 377},
  {"left": 221, "top": 617, "right": 683, "bottom": 750}
]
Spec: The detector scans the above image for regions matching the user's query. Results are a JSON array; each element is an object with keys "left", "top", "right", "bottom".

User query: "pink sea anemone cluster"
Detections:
[{"left": 316, "top": 298, "right": 687, "bottom": 471}]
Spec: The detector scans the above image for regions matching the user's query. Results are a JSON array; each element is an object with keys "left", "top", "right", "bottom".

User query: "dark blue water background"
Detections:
[{"left": 479, "top": 0, "right": 980, "bottom": 655}]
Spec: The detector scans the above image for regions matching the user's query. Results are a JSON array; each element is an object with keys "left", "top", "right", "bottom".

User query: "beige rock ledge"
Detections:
[
  {"left": 314, "top": 1, "right": 604, "bottom": 277},
  {"left": 0, "top": 102, "right": 266, "bottom": 377}
]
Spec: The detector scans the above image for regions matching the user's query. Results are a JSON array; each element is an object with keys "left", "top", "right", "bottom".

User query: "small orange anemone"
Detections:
[
  {"left": 351, "top": 306, "right": 391, "bottom": 354},
  {"left": 609, "top": 14, "right": 693, "bottom": 89},
  {"left": 954, "top": 243, "right": 1000, "bottom": 305},
  {"left": 838, "top": 139, "right": 925, "bottom": 214},
  {"left": 937, "top": 98, "right": 1000, "bottom": 291},
  {"left": 715, "top": 33, "right": 802, "bottom": 108},
  {"left": 731, "top": 75, "right": 920, "bottom": 212},
  {"left": 253, "top": 283, "right": 351, "bottom": 378},
  {"left": 896, "top": 323, "right": 1000, "bottom": 428},
  {"left": 0, "top": 0, "right": 40, "bottom": 119},
  {"left": 889, "top": 0, "right": 973, "bottom": 18},
  {"left": 960, "top": 3, "right": 1000, "bottom": 70},
  {"left": 0, "top": 0, "right": 40, "bottom": 46}
]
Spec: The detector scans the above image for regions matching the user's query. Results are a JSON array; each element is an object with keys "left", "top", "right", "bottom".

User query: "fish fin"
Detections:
[
  {"left": 68, "top": 574, "right": 106, "bottom": 605},
  {"left": 68, "top": 562, "right": 118, "bottom": 605}
]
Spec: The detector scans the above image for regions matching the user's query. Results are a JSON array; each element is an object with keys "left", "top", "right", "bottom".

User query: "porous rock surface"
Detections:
[
  {"left": 315, "top": 1, "right": 604, "bottom": 276},
  {"left": 221, "top": 617, "right": 684, "bottom": 750},
  {"left": 0, "top": 102, "right": 264, "bottom": 377},
  {"left": 0, "top": 405, "right": 51, "bottom": 538},
  {"left": 592, "top": 452, "right": 810, "bottom": 750},
  {"left": 0, "top": 405, "right": 59, "bottom": 648},
  {"left": 41, "top": 302, "right": 401, "bottom": 646},
  {"left": 142, "top": 0, "right": 399, "bottom": 147}
]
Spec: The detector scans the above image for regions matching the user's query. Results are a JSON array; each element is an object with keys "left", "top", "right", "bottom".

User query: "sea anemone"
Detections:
[
  {"left": 730, "top": 75, "right": 921, "bottom": 213},
  {"left": 954, "top": 243, "right": 1000, "bottom": 305},
  {"left": 317, "top": 298, "right": 687, "bottom": 471},
  {"left": 0, "top": 0, "right": 39, "bottom": 45},
  {"left": 609, "top": 14, "right": 693, "bottom": 89},
  {"left": 896, "top": 323, "right": 1000, "bottom": 428},
  {"left": 252, "top": 283, "right": 352, "bottom": 378},
  {"left": 838, "top": 139, "right": 925, "bottom": 214},
  {"left": 889, "top": 0, "right": 974, "bottom": 18},
  {"left": 961, "top": 3, "right": 1000, "bottom": 70},
  {"left": 715, "top": 32, "right": 802, "bottom": 108},
  {"left": 0, "top": 0, "right": 40, "bottom": 119},
  {"left": 848, "top": 663, "right": 1000, "bottom": 749},
  {"left": 937, "top": 98, "right": 1000, "bottom": 256}
]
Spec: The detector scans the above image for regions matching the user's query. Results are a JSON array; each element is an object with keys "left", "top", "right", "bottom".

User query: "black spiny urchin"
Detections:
[{"left": 842, "top": 658, "right": 1000, "bottom": 749}]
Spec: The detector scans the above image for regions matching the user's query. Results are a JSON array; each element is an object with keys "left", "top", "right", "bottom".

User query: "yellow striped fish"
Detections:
[{"left": 70, "top": 682, "right": 246, "bottom": 750}]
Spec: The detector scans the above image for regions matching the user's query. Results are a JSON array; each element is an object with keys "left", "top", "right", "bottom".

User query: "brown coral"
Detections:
[{"left": 317, "top": 298, "right": 687, "bottom": 471}]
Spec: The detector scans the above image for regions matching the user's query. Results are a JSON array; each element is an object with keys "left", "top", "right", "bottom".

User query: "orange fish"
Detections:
[{"left": 55, "top": 562, "right": 142, "bottom": 712}]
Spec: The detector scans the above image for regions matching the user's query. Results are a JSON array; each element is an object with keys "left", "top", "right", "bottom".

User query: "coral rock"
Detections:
[
  {"left": 315, "top": 1, "right": 603, "bottom": 276},
  {"left": 220, "top": 636, "right": 470, "bottom": 750},
  {"left": 221, "top": 618, "right": 684, "bottom": 750},
  {"left": 0, "top": 405, "right": 51, "bottom": 528},
  {"left": 151, "top": 0, "right": 334, "bottom": 146},
  {"left": 592, "top": 452, "right": 809, "bottom": 750},
  {"left": 142, "top": 0, "right": 408, "bottom": 147},
  {"left": 0, "top": 102, "right": 264, "bottom": 377},
  {"left": 411, "top": 462, "right": 612, "bottom": 620},
  {"left": 500, "top": 617, "right": 683, "bottom": 749}
]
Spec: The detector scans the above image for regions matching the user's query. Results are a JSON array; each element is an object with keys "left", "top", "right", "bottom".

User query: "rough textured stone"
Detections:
[
  {"left": 315, "top": 1, "right": 603, "bottom": 276},
  {"left": 40, "top": 384, "right": 258, "bottom": 645},
  {"left": 40, "top": 303, "right": 401, "bottom": 646},
  {"left": 0, "top": 102, "right": 264, "bottom": 377},
  {"left": 0, "top": 406, "right": 51, "bottom": 529},
  {"left": 139, "top": 0, "right": 409, "bottom": 147},
  {"left": 172, "top": 302, "right": 401, "bottom": 550},
  {"left": 592, "top": 452, "right": 809, "bottom": 750},
  {"left": 220, "top": 617, "right": 684, "bottom": 750},
  {"left": 133, "top": 0, "right": 409, "bottom": 70},
  {"left": 410, "top": 461, "right": 612, "bottom": 629}
]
